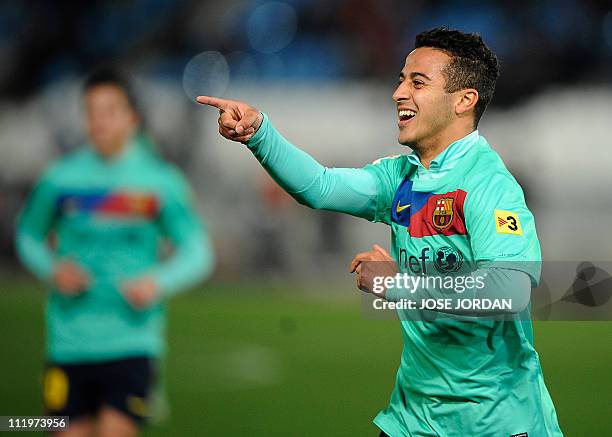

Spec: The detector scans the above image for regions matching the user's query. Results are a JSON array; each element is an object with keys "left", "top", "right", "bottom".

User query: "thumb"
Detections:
[
  {"left": 236, "top": 110, "right": 261, "bottom": 135},
  {"left": 373, "top": 244, "right": 391, "bottom": 258}
]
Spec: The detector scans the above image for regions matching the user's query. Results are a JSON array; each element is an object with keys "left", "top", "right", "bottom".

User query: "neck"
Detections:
[
  {"left": 415, "top": 123, "right": 475, "bottom": 169},
  {"left": 99, "top": 146, "right": 125, "bottom": 160},
  {"left": 94, "top": 135, "right": 132, "bottom": 160}
]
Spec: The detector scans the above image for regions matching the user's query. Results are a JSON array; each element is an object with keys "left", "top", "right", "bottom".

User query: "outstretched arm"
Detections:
[{"left": 197, "top": 96, "right": 380, "bottom": 221}]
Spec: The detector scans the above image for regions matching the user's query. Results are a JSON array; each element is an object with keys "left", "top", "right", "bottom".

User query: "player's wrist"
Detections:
[
  {"left": 245, "top": 112, "right": 267, "bottom": 148},
  {"left": 253, "top": 111, "right": 264, "bottom": 133}
]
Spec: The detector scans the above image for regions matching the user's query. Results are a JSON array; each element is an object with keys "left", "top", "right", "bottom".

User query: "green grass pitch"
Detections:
[{"left": 0, "top": 277, "right": 609, "bottom": 436}]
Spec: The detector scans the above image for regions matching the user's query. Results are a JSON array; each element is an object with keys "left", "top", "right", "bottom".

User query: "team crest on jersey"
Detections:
[
  {"left": 432, "top": 197, "right": 454, "bottom": 230},
  {"left": 390, "top": 178, "right": 467, "bottom": 238}
]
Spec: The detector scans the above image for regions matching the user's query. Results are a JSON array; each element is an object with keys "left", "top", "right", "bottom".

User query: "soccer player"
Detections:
[
  {"left": 16, "top": 68, "right": 214, "bottom": 437},
  {"left": 197, "top": 28, "right": 563, "bottom": 436}
]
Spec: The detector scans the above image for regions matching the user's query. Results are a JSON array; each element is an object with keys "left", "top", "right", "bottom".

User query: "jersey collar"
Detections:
[
  {"left": 406, "top": 130, "right": 480, "bottom": 172},
  {"left": 91, "top": 135, "right": 143, "bottom": 165}
]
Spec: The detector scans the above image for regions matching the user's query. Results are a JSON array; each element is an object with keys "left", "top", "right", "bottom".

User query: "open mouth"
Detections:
[{"left": 398, "top": 109, "right": 416, "bottom": 124}]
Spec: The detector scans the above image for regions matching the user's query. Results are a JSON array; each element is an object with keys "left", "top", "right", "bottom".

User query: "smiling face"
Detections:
[{"left": 392, "top": 47, "right": 461, "bottom": 152}]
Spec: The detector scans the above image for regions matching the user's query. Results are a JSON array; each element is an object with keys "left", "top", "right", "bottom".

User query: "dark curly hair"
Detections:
[{"left": 415, "top": 27, "right": 499, "bottom": 126}]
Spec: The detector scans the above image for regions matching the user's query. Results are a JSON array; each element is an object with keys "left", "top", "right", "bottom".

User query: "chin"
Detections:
[
  {"left": 398, "top": 134, "right": 417, "bottom": 149},
  {"left": 92, "top": 140, "right": 118, "bottom": 157}
]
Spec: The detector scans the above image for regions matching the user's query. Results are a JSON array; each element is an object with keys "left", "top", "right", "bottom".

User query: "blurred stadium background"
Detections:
[{"left": 0, "top": 0, "right": 611, "bottom": 435}]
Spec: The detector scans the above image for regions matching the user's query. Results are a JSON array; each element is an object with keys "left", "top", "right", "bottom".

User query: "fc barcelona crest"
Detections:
[{"left": 432, "top": 197, "right": 454, "bottom": 230}]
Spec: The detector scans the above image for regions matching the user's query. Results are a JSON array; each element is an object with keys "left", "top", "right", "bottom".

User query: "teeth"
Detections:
[{"left": 398, "top": 110, "right": 416, "bottom": 118}]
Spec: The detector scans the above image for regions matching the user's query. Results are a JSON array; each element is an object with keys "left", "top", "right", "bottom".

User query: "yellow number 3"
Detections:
[{"left": 494, "top": 209, "right": 523, "bottom": 235}]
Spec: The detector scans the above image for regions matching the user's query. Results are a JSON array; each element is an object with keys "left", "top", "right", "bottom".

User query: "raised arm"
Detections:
[{"left": 197, "top": 96, "right": 380, "bottom": 221}]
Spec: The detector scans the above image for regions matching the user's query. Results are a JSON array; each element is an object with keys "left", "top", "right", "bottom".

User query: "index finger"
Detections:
[{"left": 196, "top": 95, "right": 230, "bottom": 110}]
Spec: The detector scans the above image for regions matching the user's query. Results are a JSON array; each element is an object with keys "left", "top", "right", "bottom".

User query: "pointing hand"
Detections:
[{"left": 197, "top": 96, "right": 263, "bottom": 143}]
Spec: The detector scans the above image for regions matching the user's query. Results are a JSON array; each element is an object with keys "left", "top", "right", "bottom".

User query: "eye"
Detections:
[{"left": 413, "top": 80, "right": 424, "bottom": 88}]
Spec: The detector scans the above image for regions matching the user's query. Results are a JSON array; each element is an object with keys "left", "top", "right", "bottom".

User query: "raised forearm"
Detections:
[{"left": 246, "top": 114, "right": 379, "bottom": 220}]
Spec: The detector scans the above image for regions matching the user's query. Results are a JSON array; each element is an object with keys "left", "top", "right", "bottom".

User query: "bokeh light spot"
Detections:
[
  {"left": 247, "top": 2, "right": 297, "bottom": 54},
  {"left": 182, "top": 51, "right": 230, "bottom": 101},
  {"left": 603, "top": 11, "right": 612, "bottom": 51}
]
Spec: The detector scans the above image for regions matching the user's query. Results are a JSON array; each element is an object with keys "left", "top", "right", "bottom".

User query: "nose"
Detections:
[{"left": 392, "top": 82, "right": 409, "bottom": 104}]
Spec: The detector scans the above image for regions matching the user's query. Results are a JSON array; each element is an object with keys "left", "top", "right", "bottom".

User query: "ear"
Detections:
[
  {"left": 130, "top": 110, "right": 140, "bottom": 127},
  {"left": 455, "top": 88, "right": 478, "bottom": 117}
]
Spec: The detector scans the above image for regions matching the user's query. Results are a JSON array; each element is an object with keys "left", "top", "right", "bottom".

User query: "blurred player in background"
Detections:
[
  {"left": 198, "top": 28, "right": 563, "bottom": 436},
  {"left": 16, "top": 68, "right": 214, "bottom": 437}
]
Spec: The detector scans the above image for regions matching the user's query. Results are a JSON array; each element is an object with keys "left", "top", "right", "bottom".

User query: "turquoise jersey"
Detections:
[
  {"left": 246, "top": 115, "right": 563, "bottom": 437},
  {"left": 16, "top": 137, "right": 214, "bottom": 364}
]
